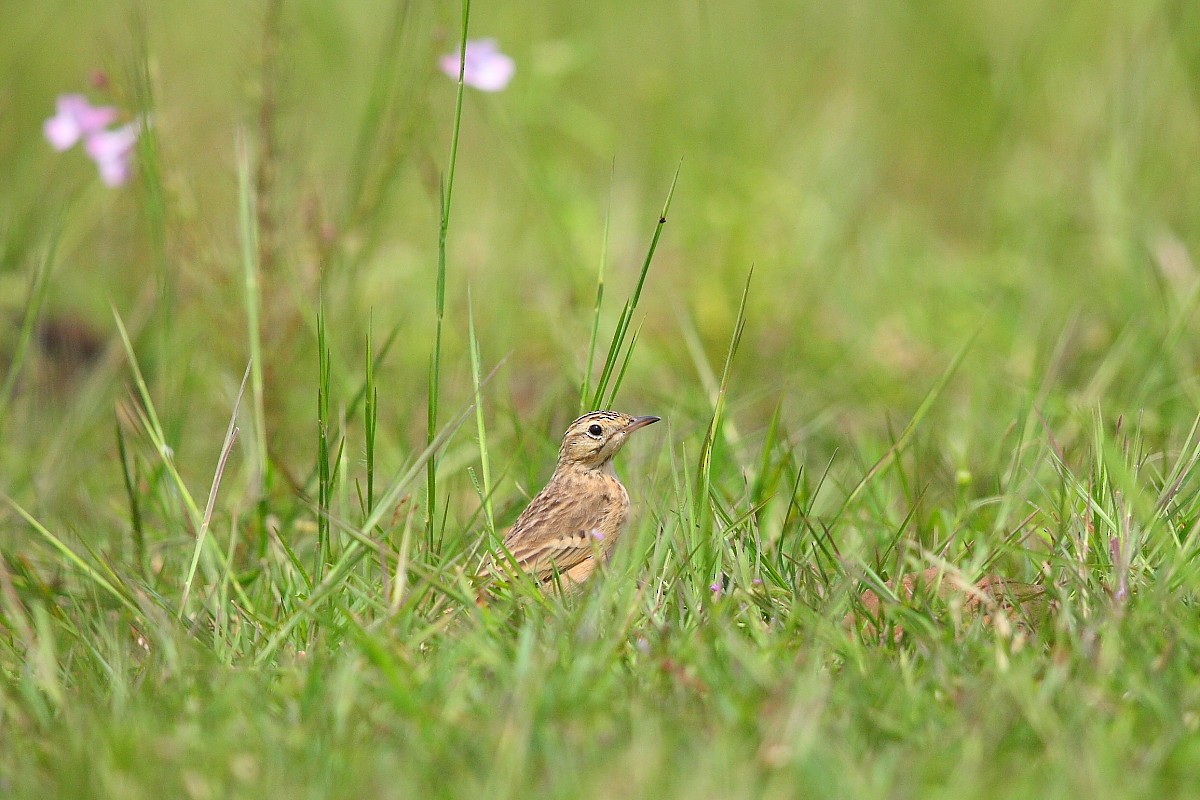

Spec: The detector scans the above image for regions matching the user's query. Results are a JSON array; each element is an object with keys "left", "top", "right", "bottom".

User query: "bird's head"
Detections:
[{"left": 556, "top": 410, "right": 661, "bottom": 470}]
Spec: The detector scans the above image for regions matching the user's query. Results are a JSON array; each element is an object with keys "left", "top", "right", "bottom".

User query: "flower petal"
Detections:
[
  {"left": 84, "top": 121, "right": 140, "bottom": 187},
  {"left": 84, "top": 121, "right": 139, "bottom": 163},
  {"left": 44, "top": 94, "right": 117, "bottom": 151},
  {"left": 44, "top": 115, "right": 82, "bottom": 151},
  {"left": 440, "top": 38, "right": 514, "bottom": 92},
  {"left": 95, "top": 154, "right": 133, "bottom": 187}
]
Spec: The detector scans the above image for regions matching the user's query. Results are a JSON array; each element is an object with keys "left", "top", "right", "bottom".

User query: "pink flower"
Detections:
[
  {"left": 84, "top": 121, "right": 140, "bottom": 187},
  {"left": 439, "top": 39, "right": 514, "bottom": 92},
  {"left": 44, "top": 93, "right": 141, "bottom": 187},
  {"left": 44, "top": 94, "right": 117, "bottom": 151}
]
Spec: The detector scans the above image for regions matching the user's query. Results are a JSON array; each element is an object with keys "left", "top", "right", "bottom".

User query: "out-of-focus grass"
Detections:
[{"left": 3, "top": 2, "right": 1200, "bottom": 798}]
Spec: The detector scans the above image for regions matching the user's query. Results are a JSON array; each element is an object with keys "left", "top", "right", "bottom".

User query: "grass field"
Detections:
[{"left": 4, "top": 2, "right": 1200, "bottom": 797}]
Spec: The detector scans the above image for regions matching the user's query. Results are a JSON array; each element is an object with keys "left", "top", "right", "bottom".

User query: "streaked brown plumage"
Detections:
[{"left": 483, "top": 411, "right": 661, "bottom": 589}]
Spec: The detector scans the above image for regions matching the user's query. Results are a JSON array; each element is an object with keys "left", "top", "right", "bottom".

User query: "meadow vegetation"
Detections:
[{"left": 3, "top": 2, "right": 1200, "bottom": 797}]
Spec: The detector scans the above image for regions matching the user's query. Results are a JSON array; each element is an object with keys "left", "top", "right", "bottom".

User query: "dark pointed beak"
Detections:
[{"left": 625, "top": 415, "right": 661, "bottom": 433}]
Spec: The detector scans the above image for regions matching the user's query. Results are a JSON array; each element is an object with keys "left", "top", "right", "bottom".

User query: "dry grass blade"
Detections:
[{"left": 179, "top": 361, "right": 252, "bottom": 616}]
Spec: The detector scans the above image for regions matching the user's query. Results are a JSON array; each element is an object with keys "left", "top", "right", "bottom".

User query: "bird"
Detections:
[{"left": 481, "top": 410, "right": 661, "bottom": 591}]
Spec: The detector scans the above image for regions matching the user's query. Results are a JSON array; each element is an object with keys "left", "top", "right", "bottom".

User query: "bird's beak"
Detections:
[{"left": 625, "top": 415, "right": 661, "bottom": 433}]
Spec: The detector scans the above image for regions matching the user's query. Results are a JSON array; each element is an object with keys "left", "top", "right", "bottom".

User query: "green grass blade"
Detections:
[
  {"left": 236, "top": 130, "right": 270, "bottom": 497},
  {"left": 4, "top": 497, "right": 139, "bottom": 617},
  {"left": 0, "top": 228, "right": 58, "bottom": 427},
  {"left": 468, "top": 291, "right": 495, "bottom": 535},
  {"left": 427, "top": 0, "right": 473, "bottom": 545},
  {"left": 580, "top": 166, "right": 614, "bottom": 412},
  {"left": 831, "top": 325, "right": 982, "bottom": 525},
  {"left": 589, "top": 162, "right": 681, "bottom": 410}
]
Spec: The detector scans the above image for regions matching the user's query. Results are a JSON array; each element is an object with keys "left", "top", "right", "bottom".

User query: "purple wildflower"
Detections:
[
  {"left": 44, "top": 94, "right": 117, "bottom": 151},
  {"left": 84, "top": 121, "right": 140, "bottom": 187},
  {"left": 439, "top": 38, "right": 515, "bottom": 92},
  {"left": 44, "top": 93, "right": 141, "bottom": 187}
]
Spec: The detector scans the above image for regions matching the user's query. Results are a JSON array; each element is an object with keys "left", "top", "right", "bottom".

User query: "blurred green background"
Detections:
[
  {"left": 7, "top": 2, "right": 1200, "bottom": 476},
  {"left": 5, "top": 2, "right": 1200, "bottom": 797}
]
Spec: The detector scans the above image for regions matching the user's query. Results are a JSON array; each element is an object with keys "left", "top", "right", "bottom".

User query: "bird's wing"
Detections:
[{"left": 495, "top": 486, "right": 608, "bottom": 582}]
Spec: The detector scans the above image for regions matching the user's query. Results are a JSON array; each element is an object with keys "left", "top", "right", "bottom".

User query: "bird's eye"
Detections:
[{"left": 587, "top": 424, "right": 603, "bottom": 437}]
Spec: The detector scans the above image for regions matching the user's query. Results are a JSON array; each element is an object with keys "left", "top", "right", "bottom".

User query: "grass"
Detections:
[{"left": 4, "top": 1, "right": 1200, "bottom": 797}]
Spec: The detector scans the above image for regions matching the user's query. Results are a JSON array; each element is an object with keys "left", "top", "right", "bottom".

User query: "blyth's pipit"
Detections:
[{"left": 482, "top": 410, "right": 661, "bottom": 589}]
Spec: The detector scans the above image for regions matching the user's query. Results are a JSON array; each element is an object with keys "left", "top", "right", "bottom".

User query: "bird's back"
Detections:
[{"left": 499, "top": 465, "right": 629, "bottom": 583}]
